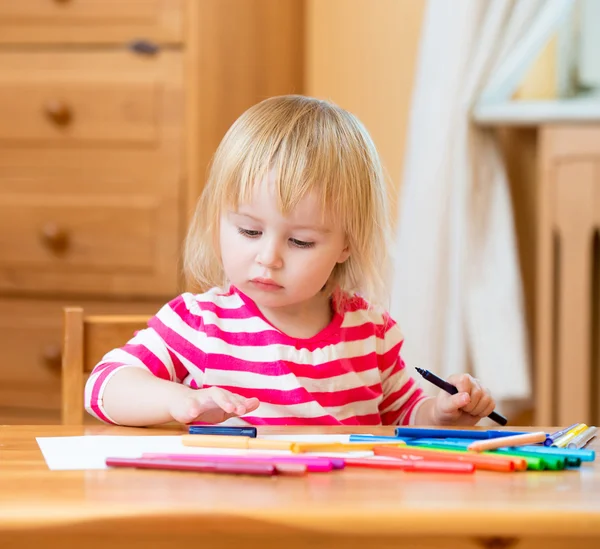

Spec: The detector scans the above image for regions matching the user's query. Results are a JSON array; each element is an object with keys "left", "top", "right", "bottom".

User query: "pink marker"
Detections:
[{"left": 141, "top": 453, "right": 335, "bottom": 472}]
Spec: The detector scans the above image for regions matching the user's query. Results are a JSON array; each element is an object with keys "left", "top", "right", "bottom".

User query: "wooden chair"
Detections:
[{"left": 61, "top": 307, "right": 150, "bottom": 425}]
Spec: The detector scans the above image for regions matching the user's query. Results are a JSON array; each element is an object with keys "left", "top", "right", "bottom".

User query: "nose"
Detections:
[{"left": 256, "top": 238, "right": 283, "bottom": 269}]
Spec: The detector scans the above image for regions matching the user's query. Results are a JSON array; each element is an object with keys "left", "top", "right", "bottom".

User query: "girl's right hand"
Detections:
[{"left": 169, "top": 386, "right": 260, "bottom": 425}]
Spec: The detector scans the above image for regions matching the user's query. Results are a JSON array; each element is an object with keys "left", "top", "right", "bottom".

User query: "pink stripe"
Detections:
[
  {"left": 92, "top": 361, "right": 125, "bottom": 375},
  {"left": 89, "top": 364, "right": 123, "bottom": 424},
  {"left": 340, "top": 412, "right": 383, "bottom": 425},
  {"left": 203, "top": 383, "right": 382, "bottom": 408},
  {"left": 379, "top": 376, "right": 417, "bottom": 412},
  {"left": 204, "top": 352, "right": 379, "bottom": 378},
  {"left": 201, "top": 322, "right": 384, "bottom": 350},
  {"left": 194, "top": 301, "right": 256, "bottom": 319},
  {"left": 378, "top": 342, "right": 403, "bottom": 372},
  {"left": 338, "top": 294, "right": 369, "bottom": 313},
  {"left": 380, "top": 406, "right": 403, "bottom": 425},
  {"left": 244, "top": 411, "right": 384, "bottom": 426},
  {"left": 400, "top": 392, "right": 427, "bottom": 425},
  {"left": 147, "top": 317, "right": 208, "bottom": 372},
  {"left": 167, "top": 348, "right": 188, "bottom": 382},
  {"left": 121, "top": 343, "right": 172, "bottom": 381},
  {"left": 243, "top": 415, "right": 344, "bottom": 426}
]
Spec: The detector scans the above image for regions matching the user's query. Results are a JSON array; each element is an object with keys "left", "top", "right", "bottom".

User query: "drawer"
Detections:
[
  {"left": 0, "top": 297, "right": 164, "bottom": 424},
  {"left": 0, "top": 82, "right": 158, "bottom": 144},
  {"left": 0, "top": 194, "right": 180, "bottom": 297},
  {"left": 0, "top": 51, "right": 180, "bottom": 145},
  {"left": 0, "top": 196, "right": 159, "bottom": 269},
  {"left": 0, "top": 0, "right": 184, "bottom": 45}
]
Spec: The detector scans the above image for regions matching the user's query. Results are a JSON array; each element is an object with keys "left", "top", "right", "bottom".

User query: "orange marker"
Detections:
[
  {"left": 467, "top": 431, "right": 546, "bottom": 452},
  {"left": 181, "top": 434, "right": 295, "bottom": 451},
  {"left": 291, "top": 440, "right": 405, "bottom": 453},
  {"left": 375, "top": 445, "right": 524, "bottom": 472}
]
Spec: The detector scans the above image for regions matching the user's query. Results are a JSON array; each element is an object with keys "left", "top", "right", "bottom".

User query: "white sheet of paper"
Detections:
[{"left": 36, "top": 433, "right": 361, "bottom": 471}]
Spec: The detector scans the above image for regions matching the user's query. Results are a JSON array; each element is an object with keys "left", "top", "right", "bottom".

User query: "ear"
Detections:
[{"left": 336, "top": 242, "right": 351, "bottom": 264}]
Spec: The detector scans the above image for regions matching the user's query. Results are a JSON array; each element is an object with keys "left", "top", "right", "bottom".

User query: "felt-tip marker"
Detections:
[
  {"left": 414, "top": 367, "right": 508, "bottom": 426},
  {"left": 188, "top": 425, "right": 257, "bottom": 437}
]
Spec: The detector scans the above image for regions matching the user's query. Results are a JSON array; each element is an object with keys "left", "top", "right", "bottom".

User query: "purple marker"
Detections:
[
  {"left": 544, "top": 423, "right": 579, "bottom": 446},
  {"left": 142, "top": 452, "right": 340, "bottom": 472}
]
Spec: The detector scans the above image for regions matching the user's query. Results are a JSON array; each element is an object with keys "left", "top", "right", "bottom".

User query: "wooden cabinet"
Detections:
[
  {"left": 535, "top": 125, "right": 600, "bottom": 427},
  {"left": 0, "top": 0, "right": 303, "bottom": 423}
]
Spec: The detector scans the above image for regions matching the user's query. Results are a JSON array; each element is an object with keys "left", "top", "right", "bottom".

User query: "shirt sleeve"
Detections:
[
  {"left": 84, "top": 294, "right": 205, "bottom": 424},
  {"left": 377, "top": 314, "right": 428, "bottom": 425}
]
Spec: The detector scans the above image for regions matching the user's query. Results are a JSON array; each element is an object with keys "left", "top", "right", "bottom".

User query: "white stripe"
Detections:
[
  {"left": 377, "top": 323, "right": 403, "bottom": 355},
  {"left": 126, "top": 328, "right": 176, "bottom": 379},
  {"left": 203, "top": 366, "right": 382, "bottom": 393},
  {"left": 193, "top": 288, "right": 245, "bottom": 309},
  {"left": 405, "top": 396, "right": 428, "bottom": 425},
  {"left": 252, "top": 398, "right": 383, "bottom": 421},
  {"left": 97, "top": 348, "right": 151, "bottom": 370},
  {"left": 341, "top": 309, "right": 384, "bottom": 328},
  {"left": 196, "top": 309, "right": 272, "bottom": 333},
  {"left": 195, "top": 335, "right": 378, "bottom": 365},
  {"left": 167, "top": 347, "right": 204, "bottom": 383}
]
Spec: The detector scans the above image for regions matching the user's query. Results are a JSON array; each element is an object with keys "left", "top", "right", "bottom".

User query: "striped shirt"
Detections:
[{"left": 85, "top": 286, "right": 427, "bottom": 425}]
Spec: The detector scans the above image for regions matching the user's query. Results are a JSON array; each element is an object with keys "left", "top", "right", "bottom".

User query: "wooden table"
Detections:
[{"left": 1, "top": 425, "right": 599, "bottom": 549}]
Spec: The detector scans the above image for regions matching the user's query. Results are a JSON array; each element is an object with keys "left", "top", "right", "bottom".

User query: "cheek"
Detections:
[
  {"left": 290, "top": 249, "right": 338, "bottom": 281},
  {"left": 219, "top": 227, "right": 242, "bottom": 265}
]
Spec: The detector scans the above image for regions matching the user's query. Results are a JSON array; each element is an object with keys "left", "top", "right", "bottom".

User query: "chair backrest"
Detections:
[{"left": 61, "top": 307, "right": 150, "bottom": 425}]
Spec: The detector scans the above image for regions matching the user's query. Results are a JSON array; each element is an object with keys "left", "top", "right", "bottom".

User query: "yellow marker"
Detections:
[
  {"left": 552, "top": 423, "right": 588, "bottom": 448},
  {"left": 181, "top": 434, "right": 294, "bottom": 451},
  {"left": 291, "top": 441, "right": 406, "bottom": 453}
]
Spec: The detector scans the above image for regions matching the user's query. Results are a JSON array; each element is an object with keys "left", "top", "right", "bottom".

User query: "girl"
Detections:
[{"left": 85, "top": 95, "right": 496, "bottom": 427}]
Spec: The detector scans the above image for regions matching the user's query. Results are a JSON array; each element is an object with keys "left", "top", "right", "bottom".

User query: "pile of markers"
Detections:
[{"left": 104, "top": 423, "right": 596, "bottom": 476}]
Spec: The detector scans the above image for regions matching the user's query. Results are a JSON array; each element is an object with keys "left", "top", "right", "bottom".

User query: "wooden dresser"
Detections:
[{"left": 0, "top": 0, "right": 303, "bottom": 424}]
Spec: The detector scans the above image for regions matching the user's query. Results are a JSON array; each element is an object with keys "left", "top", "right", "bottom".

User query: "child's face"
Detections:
[{"left": 219, "top": 174, "right": 350, "bottom": 312}]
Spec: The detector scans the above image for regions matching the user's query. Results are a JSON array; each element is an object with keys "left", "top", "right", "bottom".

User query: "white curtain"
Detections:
[{"left": 392, "top": 0, "right": 574, "bottom": 411}]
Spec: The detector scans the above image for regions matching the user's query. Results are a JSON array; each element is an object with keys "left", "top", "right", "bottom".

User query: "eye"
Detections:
[
  {"left": 237, "top": 228, "right": 261, "bottom": 238},
  {"left": 289, "top": 238, "right": 315, "bottom": 249}
]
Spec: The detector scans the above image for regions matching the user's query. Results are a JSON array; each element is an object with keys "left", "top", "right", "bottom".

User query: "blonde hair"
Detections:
[{"left": 184, "top": 95, "right": 392, "bottom": 310}]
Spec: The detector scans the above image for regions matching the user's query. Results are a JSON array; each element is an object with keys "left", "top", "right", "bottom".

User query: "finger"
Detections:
[
  {"left": 243, "top": 397, "right": 260, "bottom": 413},
  {"left": 437, "top": 391, "right": 470, "bottom": 416},
  {"left": 219, "top": 392, "right": 251, "bottom": 415},
  {"left": 461, "top": 385, "right": 483, "bottom": 414},
  {"left": 170, "top": 396, "right": 203, "bottom": 424},
  {"left": 218, "top": 390, "right": 260, "bottom": 416},
  {"left": 447, "top": 373, "right": 475, "bottom": 393},
  {"left": 208, "top": 388, "right": 237, "bottom": 414},
  {"left": 475, "top": 398, "right": 496, "bottom": 419}
]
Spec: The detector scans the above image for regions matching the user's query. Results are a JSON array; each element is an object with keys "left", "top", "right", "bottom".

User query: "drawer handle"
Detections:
[
  {"left": 40, "top": 223, "right": 70, "bottom": 253},
  {"left": 44, "top": 100, "right": 73, "bottom": 126},
  {"left": 42, "top": 344, "right": 62, "bottom": 372}
]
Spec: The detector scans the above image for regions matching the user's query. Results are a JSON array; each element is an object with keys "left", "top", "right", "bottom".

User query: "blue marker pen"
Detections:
[
  {"left": 188, "top": 425, "right": 258, "bottom": 437},
  {"left": 394, "top": 427, "right": 528, "bottom": 440}
]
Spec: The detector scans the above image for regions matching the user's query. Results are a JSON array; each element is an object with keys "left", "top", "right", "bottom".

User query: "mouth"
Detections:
[{"left": 250, "top": 278, "right": 283, "bottom": 290}]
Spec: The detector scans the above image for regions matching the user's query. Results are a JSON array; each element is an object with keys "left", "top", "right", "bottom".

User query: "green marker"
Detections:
[
  {"left": 409, "top": 442, "right": 545, "bottom": 471},
  {"left": 493, "top": 448, "right": 581, "bottom": 468},
  {"left": 492, "top": 449, "right": 565, "bottom": 471}
]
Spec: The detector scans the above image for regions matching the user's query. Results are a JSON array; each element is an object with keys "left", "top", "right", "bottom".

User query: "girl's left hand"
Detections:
[{"left": 432, "top": 374, "right": 496, "bottom": 426}]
